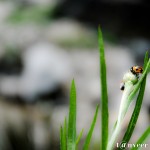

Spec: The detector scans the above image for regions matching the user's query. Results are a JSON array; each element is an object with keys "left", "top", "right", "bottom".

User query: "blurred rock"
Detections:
[
  {"left": 45, "top": 19, "right": 97, "bottom": 47},
  {"left": 14, "top": 0, "right": 57, "bottom": 6},
  {"left": 0, "top": 1, "right": 14, "bottom": 22},
  {"left": 0, "top": 19, "right": 96, "bottom": 50},
  {"left": 0, "top": 100, "right": 52, "bottom": 150},
  {"left": 0, "top": 43, "right": 73, "bottom": 102},
  {"left": 19, "top": 42, "right": 72, "bottom": 101},
  {"left": 129, "top": 38, "right": 150, "bottom": 64},
  {"left": 0, "top": 24, "right": 42, "bottom": 50},
  {"left": 0, "top": 48, "right": 22, "bottom": 75},
  {"left": 0, "top": 76, "right": 20, "bottom": 99},
  {"left": 29, "top": 0, "right": 57, "bottom": 5}
]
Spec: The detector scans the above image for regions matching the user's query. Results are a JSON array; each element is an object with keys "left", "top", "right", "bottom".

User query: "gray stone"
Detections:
[
  {"left": 0, "top": 42, "right": 73, "bottom": 102},
  {"left": 0, "top": 1, "right": 14, "bottom": 23},
  {"left": 45, "top": 19, "right": 96, "bottom": 46},
  {"left": 0, "top": 100, "right": 52, "bottom": 150}
]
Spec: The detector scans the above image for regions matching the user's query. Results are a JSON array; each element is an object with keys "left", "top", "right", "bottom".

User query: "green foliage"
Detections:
[
  {"left": 60, "top": 118, "right": 67, "bottom": 150},
  {"left": 60, "top": 80, "right": 99, "bottom": 150},
  {"left": 83, "top": 105, "right": 99, "bottom": 150},
  {"left": 67, "top": 80, "right": 77, "bottom": 150},
  {"left": 60, "top": 126, "right": 63, "bottom": 150},
  {"left": 98, "top": 26, "right": 109, "bottom": 150},
  {"left": 60, "top": 28, "right": 150, "bottom": 150},
  {"left": 76, "top": 129, "right": 84, "bottom": 146}
]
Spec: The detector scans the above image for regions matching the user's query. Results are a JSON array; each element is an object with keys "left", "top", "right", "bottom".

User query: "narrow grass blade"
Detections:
[
  {"left": 98, "top": 26, "right": 109, "bottom": 150},
  {"left": 143, "top": 51, "right": 149, "bottom": 69},
  {"left": 60, "top": 126, "right": 64, "bottom": 150},
  {"left": 131, "top": 126, "right": 150, "bottom": 150},
  {"left": 119, "top": 52, "right": 149, "bottom": 149},
  {"left": 60, "top": 118, "right": 67, "bottom": 150},
  {"left": 148, "top": 62, "right": 150, "bottom": 73},
  {"left": 83, "top": 105, "right": 99, "bottom": 150},
  {"left": 146, "top": 51, "right": 150, "bottom": 73},
  {"left": 67, "top": 79, "right": 77, "bottom": 150},
  {"left": 63, "top": 118, "right": 67, "bottom": 150},
  {"left": 76, "top": 129, "right": 84, "bottom": 146}
]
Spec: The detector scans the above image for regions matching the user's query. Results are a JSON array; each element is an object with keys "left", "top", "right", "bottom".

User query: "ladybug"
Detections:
[
  {"left": 120, "top": 66, "right": 143, "bottom": 91},
  {"left": 130, "top": 66, "right": 143, "bottom": 77}
]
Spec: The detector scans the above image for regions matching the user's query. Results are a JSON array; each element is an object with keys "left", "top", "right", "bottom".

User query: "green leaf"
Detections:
[
  {"left": 60, "top": 118, "right": 67, "bottom": 150},
  {"left": 63, "top": 118, "right": 67, "bottom": 150},
  {"left": 144, "top": 51, "right": 149, "bottom": 69},
  {"left": 98, "top": 26, "right": 109, "bottom": 150},
  {"left": 130, "top": 126, "right": 150, "bottom": 150},
  {"left": 76, "top": 129, "right": 84, "bottom": 146},
  {"left": 83, "top": 105, "right": 99, "bottom": 150},
  {"left": 67, "top": 79, "right": 77, "bottom": 150},
  {"left": 119, "top": 52, "right": 149, "bottom": 149},
  {"left": 60, "top": 126, "right": 63, "bottom": 150}
]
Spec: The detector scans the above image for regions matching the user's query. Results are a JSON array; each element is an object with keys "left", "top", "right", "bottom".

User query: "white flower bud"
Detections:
[{"left": 123, "top": 71, "right": 138, "bottom": 85}]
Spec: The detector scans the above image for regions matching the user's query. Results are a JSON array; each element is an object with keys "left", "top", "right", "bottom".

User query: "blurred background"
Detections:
[{"left": 0, "top": 0, "right": 150, "bottom": 149}]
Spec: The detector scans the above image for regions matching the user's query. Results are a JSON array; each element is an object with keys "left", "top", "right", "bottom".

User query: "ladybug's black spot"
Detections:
[{"left": 120, "top": 85, "right": 125, "bottom": 91}]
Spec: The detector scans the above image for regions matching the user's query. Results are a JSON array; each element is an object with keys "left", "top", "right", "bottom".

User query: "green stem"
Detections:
[{"left": 107, "top": 81, "right": 134, "bottom": 150}]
